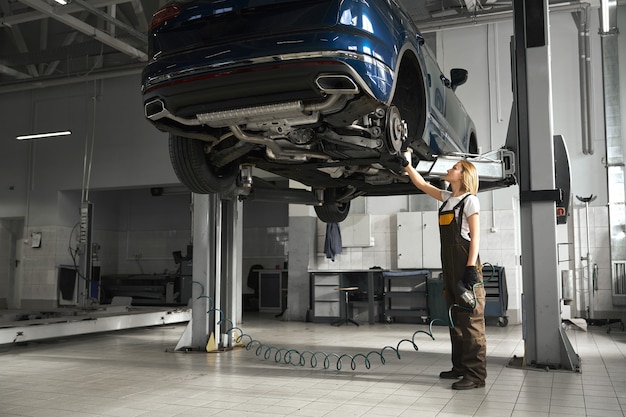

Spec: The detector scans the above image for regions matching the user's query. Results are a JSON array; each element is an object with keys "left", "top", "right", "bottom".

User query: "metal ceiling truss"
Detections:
[
  {"left": 15, "top": 0, "right": 147, "bottom": 60},
  {"left": 0, "top": 0, "right": 149, "bottom": 88}
]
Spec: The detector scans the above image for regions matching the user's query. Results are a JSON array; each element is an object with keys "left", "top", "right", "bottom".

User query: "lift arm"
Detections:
[{"left": 416, "top": 148, "right": 516, "bottom": 186}]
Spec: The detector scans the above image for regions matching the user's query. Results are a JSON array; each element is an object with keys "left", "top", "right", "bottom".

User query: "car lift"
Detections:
[
  {"left": 173, "top": 194, "right": 242, "bottom": 352},
  {"left": 509, "top": 0, "right": 579, "bottom": 371},
  {"left": 181, "top": 3, "right": 582, "bottom": 374},
  {"left": 416, "top": 148, "right": 516, "bottom": 186}
]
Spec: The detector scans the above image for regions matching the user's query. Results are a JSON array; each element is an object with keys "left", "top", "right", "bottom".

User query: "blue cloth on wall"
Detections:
[{"left": 324, "top": 222, "right": 342, "bottom": 261}]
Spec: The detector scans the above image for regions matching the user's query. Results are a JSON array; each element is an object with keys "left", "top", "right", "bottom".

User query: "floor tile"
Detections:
[{"left": 0, "top": 312, "right": 625, "bottom": 417}]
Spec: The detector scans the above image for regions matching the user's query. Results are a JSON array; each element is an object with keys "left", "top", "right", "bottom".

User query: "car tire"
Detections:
[
  {"left": 314, "top": 188, "right": 351, "bottom": 223},
  {"left": 169, "top": 134, "right": 238, "bottom": 195}
]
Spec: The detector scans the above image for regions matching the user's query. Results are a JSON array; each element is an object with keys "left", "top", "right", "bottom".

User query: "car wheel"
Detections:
[
  {"left": 169, "top": 134, "right": 239, "bottom": 195},
  {"left": 314, "top": 188, "right": 351, "bottom": 223},
  {"left": 390, "top": 55, "right": 427, "bottom": 156}
]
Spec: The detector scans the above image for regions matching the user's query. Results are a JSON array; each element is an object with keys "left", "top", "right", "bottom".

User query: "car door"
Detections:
[
  {"left": 441, "top": 71, "right": 472, "bottom": 153},
  {"left": 419, "top": 43, "right": 451, "bottom": 155}
]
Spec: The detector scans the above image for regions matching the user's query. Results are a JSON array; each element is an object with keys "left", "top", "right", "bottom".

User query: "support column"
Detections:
[
  {"left": 175, "top": 193, "right": 242, "bottom": 351},
  {"left": 190, "top": 193, "right": 218, "bottom": 349},
  {"left": 220, "top": 198, "right": 243, "bottom": 344},
  {"left": 512, "top": 0, "right": 579, "bottom": 370}
]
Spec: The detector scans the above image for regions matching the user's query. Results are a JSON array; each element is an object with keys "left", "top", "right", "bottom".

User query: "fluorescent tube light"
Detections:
[
  {"left": 54, "top": 0, "right": 68, "bottom": 5},
  {"left": 16, "top": 130, "right": 72, "bottom": 140}
]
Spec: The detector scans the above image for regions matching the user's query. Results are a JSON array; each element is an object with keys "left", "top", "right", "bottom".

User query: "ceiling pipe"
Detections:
[{"left": 573, "top": 5, "right": 594, "bottom": 155}]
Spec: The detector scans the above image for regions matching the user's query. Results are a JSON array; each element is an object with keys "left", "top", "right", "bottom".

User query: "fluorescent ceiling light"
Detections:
[
  {"left": 16, "top": 130, "right": 72, "bottom": 140},
  {"left": 54, "top": 0, "right": 68, "bottom": 5}
]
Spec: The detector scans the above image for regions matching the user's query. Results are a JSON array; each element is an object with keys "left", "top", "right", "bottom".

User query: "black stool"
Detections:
[{"left": 332, "top": 286, "right": 359, "bottom": 326}]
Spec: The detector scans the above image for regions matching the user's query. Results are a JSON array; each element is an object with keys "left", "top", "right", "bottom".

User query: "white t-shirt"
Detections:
[{"left": 439, "top": 191, "right": 480, "bottom": 241}]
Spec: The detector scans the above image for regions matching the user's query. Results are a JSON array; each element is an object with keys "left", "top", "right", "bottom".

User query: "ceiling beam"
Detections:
[
  {"left": 130, "top": 0, "right": 148, "bottom": 33},
  {"left": 17, "top": 0, "right": 147, "bottom": 61},
  {"left": 43, "top": 11, "right": 89, "bottom": 77},
  {"left": 1, "top": 0, "right": 134, "bottom": 26},
  {"left": 0, "top": 0, "right": 39, "bottom": 77},
  {"left": 72, "top": 0, "right": 147, "bottom": 44},
  {"left": 0, "top": 63, "right": 32, "bottom": 79},
  {"left": 0, "top": 63, "right": 143, "bottom": 94}
]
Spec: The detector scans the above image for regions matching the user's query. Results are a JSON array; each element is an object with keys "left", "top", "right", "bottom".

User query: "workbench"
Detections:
[{"left": 309, "top": 269, "right": 385, "bottom": 324}]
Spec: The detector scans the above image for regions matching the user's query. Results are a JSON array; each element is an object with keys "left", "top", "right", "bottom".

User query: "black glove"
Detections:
[
  {"left": 395, "top": 154, "right": 409, "bottom": 168},
  {"left": 463, "top": 266, "right": 479, "bottom": 288}
]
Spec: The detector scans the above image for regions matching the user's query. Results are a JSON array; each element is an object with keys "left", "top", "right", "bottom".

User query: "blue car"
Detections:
[{"left": 141, "top": 0, "right": 477, "bottom": 222}]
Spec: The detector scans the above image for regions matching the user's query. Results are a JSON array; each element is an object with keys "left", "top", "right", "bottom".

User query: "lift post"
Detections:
[
  {"left": 511, "top": 0, "right": 579, "bottom": 371},
  {"left": 175, "top": 193, "right": 242, "bottom": 351}
]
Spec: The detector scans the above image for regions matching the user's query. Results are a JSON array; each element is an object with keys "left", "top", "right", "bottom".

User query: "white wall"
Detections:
[
  {"left": 0, "top": 76, "right": 178, "bottom": 225},
  {"left": 0, "top": 76, "right": 182, "bottom": 308}
]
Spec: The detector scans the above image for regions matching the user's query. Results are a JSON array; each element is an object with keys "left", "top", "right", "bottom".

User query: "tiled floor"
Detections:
[{"left": 0, "top": 312, "right": 625, "bottom": 417}]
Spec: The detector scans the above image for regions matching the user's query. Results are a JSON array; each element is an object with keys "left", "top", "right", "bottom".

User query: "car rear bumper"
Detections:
[{"left": 142, "top": 50, "right": 394, "bottom": 121}]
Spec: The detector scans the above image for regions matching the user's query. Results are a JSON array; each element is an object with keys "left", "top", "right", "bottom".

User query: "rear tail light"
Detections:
[{"left": 149, "top": 4, "right": 181, "bottom": 31}]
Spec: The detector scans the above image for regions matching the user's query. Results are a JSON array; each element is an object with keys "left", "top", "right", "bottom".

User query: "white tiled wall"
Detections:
[
  {"left": 8, "top": 201, "right": 626, "bottom": 320},
  {"left": 116, "top": 229, "right": 191, "bottom": 275},
  {"left": 314, "top": 214, "right": 398, "bottom": 270},
  {"left": 314, "top": 210, "right": 519, "bottom": 269},
  {"left": 15, "top": 225, "right": 191, "bottom": 307},
  {"left": 20, "top": 226, "right": 63, "bottom": 304},
  {"left": 570, "top": 204, "right": 625, "bottom": 319},
  {"left": 309, "top": 203, "right": 626, "bottom": 322},
  {"left": 313, "top": 209, "right": 522, "bottom": 322},
  {"left": 242, "top": 226, "right": 289, "bottom": 293}
]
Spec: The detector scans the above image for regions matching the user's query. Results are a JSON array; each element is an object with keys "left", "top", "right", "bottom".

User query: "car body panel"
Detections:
[{"left": 141, "top": 0, "right": 479, "bottom": 207}]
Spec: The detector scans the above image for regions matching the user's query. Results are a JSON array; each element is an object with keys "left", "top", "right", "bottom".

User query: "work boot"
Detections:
[
  {"left": 451, "top": 378, "right": 485, "bottom": 390},
  {"left": 439, "top": 369, "right": 464, "bottom": 379}
]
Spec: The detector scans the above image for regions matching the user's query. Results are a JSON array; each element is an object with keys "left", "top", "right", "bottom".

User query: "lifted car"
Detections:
[{"left": 142, "top": 0, "right": 496, "bottom": 222}]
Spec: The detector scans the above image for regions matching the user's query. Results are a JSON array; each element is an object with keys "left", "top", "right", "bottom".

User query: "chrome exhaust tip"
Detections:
[
  {"left": 144, "top": 99, "right": 168, "bottom": 121},
  {"left": 315, "top": 75, "right": 359, "bottom": 95}
]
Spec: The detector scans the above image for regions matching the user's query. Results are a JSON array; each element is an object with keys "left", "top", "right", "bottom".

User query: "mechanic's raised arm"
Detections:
[{"left": 404, "top": 162, "right": 443, "bottom": 202}]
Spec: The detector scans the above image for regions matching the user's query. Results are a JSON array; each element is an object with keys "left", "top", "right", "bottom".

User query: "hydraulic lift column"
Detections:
[
  {"left": 512, "top": 0, "right": 579, "bottom": 370},
  {"left": 176, "top": 193, "right": 242, "bottom": 351}
]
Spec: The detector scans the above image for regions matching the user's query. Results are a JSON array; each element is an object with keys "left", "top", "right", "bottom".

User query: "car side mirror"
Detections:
[{"left": 450, "top": 68, "right": 468, "bottom": 91}]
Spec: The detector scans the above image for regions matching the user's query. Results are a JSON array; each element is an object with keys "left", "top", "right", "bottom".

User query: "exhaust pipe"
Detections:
[
  {"left": 229, "top": 125, "right": 330, "bottom": 161},
  {"left": 315, "top": 75, "right": 359, "bottom": 95},
  {"left": 144, "top": 99, "right": 202, "bottom": 126}
]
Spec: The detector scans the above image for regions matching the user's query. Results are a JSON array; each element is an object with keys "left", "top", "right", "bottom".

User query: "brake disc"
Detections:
[{"left": 385, "top": 105, "right": 408, "bottom": 154}]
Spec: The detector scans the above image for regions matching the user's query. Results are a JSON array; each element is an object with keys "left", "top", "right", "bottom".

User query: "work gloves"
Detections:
[
  {"left": 463, "top": 265, "right": 479, "bottom": 289},
  {"left": 455, "top": 266, "right": 479, "bottom": 308},
  {"left": 396, "top": 154, "right": 409, "bottom": 168},
  {"left": 395, "top": 150, "right": 413, "bottom": 171}
]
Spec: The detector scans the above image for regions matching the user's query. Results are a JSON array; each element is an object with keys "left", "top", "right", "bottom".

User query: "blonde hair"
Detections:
[{"left": 459, "top": 160, "right": 479, "bottom": 195}]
